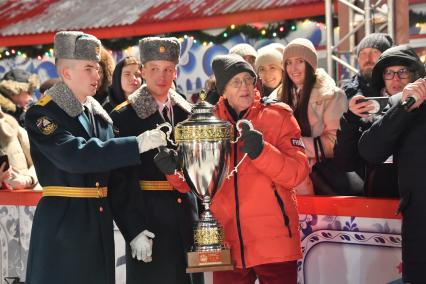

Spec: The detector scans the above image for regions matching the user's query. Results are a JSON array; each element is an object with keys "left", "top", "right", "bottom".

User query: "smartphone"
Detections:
[
  {"left": 357, "top": 97, "right": 389, "bottom": 114},
  {"left": 0, "top": 155, "right": 9, "bottom": 171}
]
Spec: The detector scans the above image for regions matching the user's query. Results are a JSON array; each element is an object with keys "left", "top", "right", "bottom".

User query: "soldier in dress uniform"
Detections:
[
  {"left": 109, "top": 37, "right": 201, "bottom": 284},
  {"left": 24, "top": 31, "right": 167, "bottom": 284}
]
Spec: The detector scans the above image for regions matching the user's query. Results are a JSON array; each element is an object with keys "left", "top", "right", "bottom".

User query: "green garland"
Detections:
[{"left": 4, "top": 10, "right": 426, "bottom": 60}]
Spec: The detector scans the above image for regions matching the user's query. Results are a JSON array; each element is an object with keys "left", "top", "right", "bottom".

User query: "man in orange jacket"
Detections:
[
  {"left": 155, "top": 54, "right": 308, "bottom": 284},
  {"left": 209, "top": 54, "right": 309, "bottom": 283}
]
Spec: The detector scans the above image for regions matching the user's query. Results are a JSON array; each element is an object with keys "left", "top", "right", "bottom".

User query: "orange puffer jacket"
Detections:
[{"left": 211, "top": 96, "right": 309, "bottom": 269}]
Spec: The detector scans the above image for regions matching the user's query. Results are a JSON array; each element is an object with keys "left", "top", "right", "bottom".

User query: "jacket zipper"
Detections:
[
  {"left": 233, "top": 129, "right": 246, "bottom": 268},
  {"left": 273, "top": 189, "right": 292, "bottom": 237}
]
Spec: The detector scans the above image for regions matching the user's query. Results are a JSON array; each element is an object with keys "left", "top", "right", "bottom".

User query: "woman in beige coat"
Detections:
[
  {"left": 0, "top": 106, "right": 40, "bottom": 189},
  {"left": 278, "top": 38, "right": 347, "bottom": 194}
]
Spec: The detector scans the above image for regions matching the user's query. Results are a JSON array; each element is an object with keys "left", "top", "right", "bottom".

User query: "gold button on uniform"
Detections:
[{"left": 177, "top": 198, "right": 182, "bottom": 204}]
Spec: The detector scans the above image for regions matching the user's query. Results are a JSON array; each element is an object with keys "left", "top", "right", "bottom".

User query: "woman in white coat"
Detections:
[
  {"left": 0, "top": 106, "right": 40, "bottom": 190},
  {"left": 278, "top": 38, "right": 347, "bottom": 195}
]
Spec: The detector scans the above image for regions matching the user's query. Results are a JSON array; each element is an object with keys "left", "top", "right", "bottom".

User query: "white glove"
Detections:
[
  {"left": 136, "top": 129, "right": 167, "bottom": 154},
  {"left": 130, "top": 230, "right": 155, "bottom": 262}
]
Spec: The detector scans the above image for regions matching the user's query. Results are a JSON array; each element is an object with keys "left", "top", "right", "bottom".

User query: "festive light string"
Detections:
[{"left": 0, "top": 11, "right": 424, "bottom": 60}]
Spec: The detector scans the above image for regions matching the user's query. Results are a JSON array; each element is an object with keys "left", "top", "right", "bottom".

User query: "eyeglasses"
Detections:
[
  {"left": 383, "top": 68, "right": 411, "bottom": 80},
  {"left": 228, "top": 76, "right": 255, "bottom": 89}
]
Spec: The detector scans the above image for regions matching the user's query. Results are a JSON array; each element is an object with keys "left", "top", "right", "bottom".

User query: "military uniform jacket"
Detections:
[
  {"left": 110, "top": 85, "right": 198, "bottom": 284},
  {"left": 24, "top": 82, "right": 141, "bottom": 284}
]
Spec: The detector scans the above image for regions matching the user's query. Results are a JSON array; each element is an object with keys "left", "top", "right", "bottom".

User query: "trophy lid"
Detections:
[{"left": 175, "top": 91, "right": 233, "bottom": 142}]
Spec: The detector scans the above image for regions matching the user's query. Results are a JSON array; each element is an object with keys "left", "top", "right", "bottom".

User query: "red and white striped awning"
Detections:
[{"left": 0, "top": 0, "right": 325, "bottom": 46}]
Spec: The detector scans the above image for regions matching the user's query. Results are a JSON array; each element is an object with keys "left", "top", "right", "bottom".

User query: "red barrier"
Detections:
[{"left": 0, "top": 190, "right": 401, "bottom": 220}]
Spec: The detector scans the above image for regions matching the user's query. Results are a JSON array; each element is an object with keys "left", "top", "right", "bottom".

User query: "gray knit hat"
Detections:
[
  {"left": 54, "top": 31, "right": 101, "bottom": 62},
  {"left": 356, "top": 33, "right": 393, "bottom": 56},
  {"left": 212, "top": 54, "right": 257, "bottom": 95},
  {"left": 283, "top": 38, "right": 318, "bottom": 70},
  {"left": 139, "top": 37, "right": 180, "bottom": 64},
  {"left": 229, "top": 43, "right": 257, "bottom": 58}
]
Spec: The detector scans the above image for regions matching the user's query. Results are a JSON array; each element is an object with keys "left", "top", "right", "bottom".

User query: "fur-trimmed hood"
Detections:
[
  {"left": 45, "top": 82, "right": 113, "bottom": 124},
  {"left": 0, "top": 74, "right": 39, "bottom": 98},
  {"left": 127, "top": 84, "right": 193, "bottom": 119},
  {"left": 310, "top": 68, "right": 341, "bottom": 103},
  {"left": 0, "top": 93, "right": 17, "bottom": 113}
]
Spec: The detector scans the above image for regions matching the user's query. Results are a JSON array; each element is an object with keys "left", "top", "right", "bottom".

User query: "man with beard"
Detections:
[{"left": 342, "top": 33, "right": 393, "bottom": 99}]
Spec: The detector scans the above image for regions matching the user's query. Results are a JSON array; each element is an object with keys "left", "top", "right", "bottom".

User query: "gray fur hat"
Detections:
[
  {"left": 54, "top": 31, "right": 101, "bottom": 62},
  {"left": 139, "top": 37, "right": 180, "bottom": 64}
]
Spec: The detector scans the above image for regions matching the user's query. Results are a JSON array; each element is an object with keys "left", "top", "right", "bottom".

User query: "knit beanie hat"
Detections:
[
  {"left": 283, "top": 38, "right": 318, "bottom": 70},
  {"left": 356, "top": 33, "right": 393, "bottom": 56},
  {"left": 262, "top": 42, "right": 286, "bottom": 54},
  {"left": 212, "top": 54, "right": 257, "bottom": 95},
  {"left": 229, "top": 43, "right": 257, "bottom": 58},
  {"left": 372, "top": 45, "right": 426, "bottom": 92},
  {"left": 255, "top": 47, "right": 283, "bottom": 72}
]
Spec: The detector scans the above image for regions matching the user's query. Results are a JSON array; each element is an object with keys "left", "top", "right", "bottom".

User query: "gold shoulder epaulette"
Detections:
[
  {"left": 112, "top": 100, "right": 130, "bottom": 112},
  {"left": 36, "top": 95, "right": 52, "bottom": 106}
]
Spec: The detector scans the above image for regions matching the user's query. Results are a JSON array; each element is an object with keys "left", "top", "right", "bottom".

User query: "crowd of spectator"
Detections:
[{"left": 2, "top": 32, "right": 424, "bottom": 199}]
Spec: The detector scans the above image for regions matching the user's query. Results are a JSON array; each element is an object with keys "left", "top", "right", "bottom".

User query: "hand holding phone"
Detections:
[
  {"left": 349, "top": 95, "right": 375, "bottom": 118},
  {"left": 356, "top": 97, "right": 388, "bottom": 114}
]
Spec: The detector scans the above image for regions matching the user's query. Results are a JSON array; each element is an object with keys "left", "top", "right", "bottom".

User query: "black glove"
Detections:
[
  {"left": 239, "top": 122, "right": 264, "bottom": 159},
  {"left": 154, "top": 147, "right": 179, "bottom": 175}
]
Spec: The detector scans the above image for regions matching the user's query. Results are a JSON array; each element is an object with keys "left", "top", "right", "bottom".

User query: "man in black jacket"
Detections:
[
  {"left": 342, "top": 33, "right": 393, "bottom": 99},
  {"left": 109, "top": 37, "right": 201, "bottom": 284},
  {"left": 358, "top": 79, "right": 426, "bottom": 284},
  {"left": 334, "top": 45, "right": 425, "bottom": 197}
]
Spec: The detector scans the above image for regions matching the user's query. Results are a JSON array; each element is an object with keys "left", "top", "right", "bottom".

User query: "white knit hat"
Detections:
[
  {"left": 229, "top": 43, "right": 257, "bottom": 58},
  {"left": 262, "top": 42, "right": 286, "bottom": 54},
  {"left": 255, "top": 47, "right": 283, "bottom": 72}
]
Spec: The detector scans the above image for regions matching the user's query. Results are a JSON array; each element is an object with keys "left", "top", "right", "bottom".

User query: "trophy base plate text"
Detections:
[{"left": 186, "top": 249, "right": 233, "bottom": 273}]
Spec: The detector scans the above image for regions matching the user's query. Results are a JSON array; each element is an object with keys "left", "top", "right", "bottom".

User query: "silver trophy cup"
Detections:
[{"left": 174, "top": 93, "right": 234, "bottom": 271}]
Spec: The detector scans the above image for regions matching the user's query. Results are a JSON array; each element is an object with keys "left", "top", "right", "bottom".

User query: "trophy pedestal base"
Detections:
[{"left": 186, "top": 249, "right": 233, "bottom": 273}]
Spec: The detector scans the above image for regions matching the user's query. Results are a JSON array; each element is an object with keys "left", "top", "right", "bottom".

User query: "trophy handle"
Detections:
[
  {"left": 226, "top": 119, "right": 253, "bottom": 179},
  {"left": 156, "top": 122, "right": 177, "bottom": 146}
]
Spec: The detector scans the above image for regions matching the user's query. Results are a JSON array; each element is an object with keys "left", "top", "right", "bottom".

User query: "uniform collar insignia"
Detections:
[
  {"left": 127, "top": 84, "right": 192, "bottom": 120},
  {"left": 46, "top": 82, "right": 112, "bottom": 124}
]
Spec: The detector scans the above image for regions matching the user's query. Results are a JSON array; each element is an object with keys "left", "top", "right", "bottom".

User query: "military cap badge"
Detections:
[
  {"left": 139, "top": 37, "right": 180, "bottom": 64},
  {"left": 36, "top": 116, "right": 58, "bottom": 135}
]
